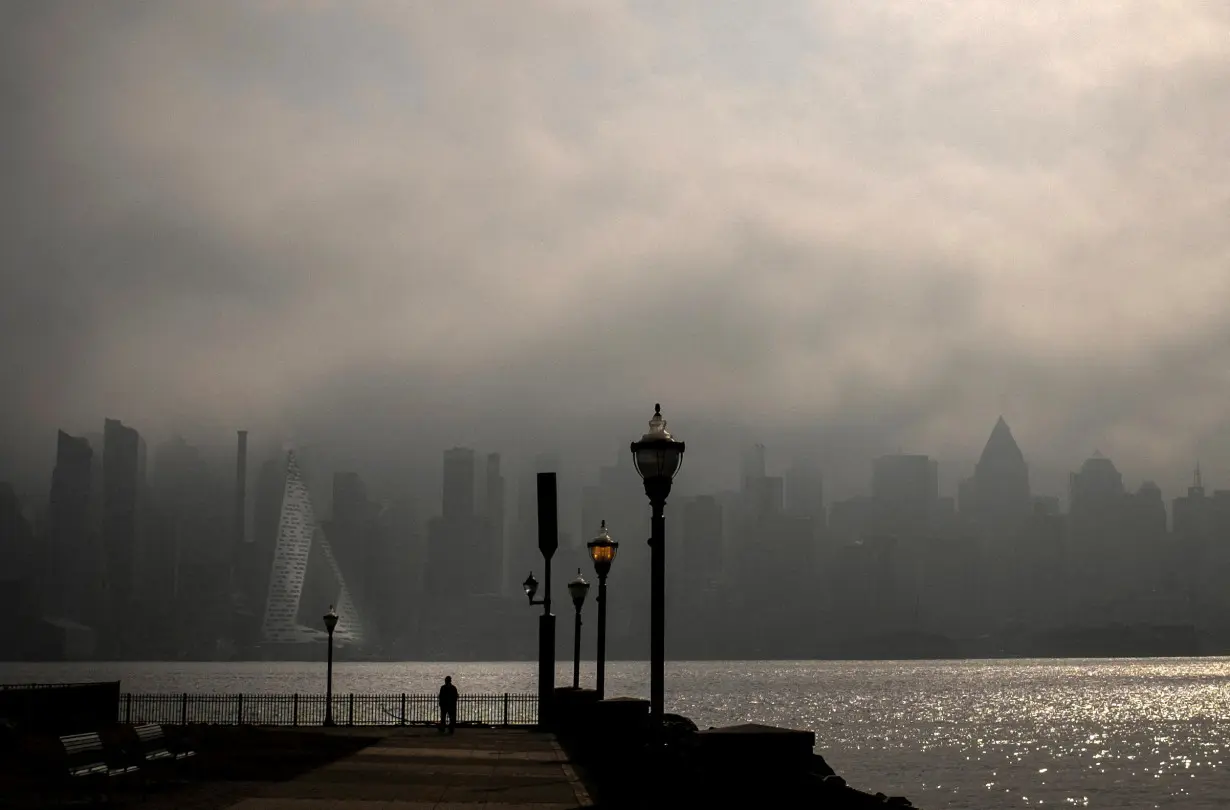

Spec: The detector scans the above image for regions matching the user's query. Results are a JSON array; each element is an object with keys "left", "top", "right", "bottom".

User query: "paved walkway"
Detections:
[{"left": 225, "top": 727, "right": 592, "bottom": 810}]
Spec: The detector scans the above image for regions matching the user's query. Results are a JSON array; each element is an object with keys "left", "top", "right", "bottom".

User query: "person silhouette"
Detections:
[{"left": 438, "top": 676, "right": 459, "bottom": 734}]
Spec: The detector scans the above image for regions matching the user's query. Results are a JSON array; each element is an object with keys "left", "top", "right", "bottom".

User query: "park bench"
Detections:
[
  {"left": 131, "top": 723, "right": 196, "bottom": 767},
  {"left": 59, "top": 731, "right": 141, "bottom": 799}
]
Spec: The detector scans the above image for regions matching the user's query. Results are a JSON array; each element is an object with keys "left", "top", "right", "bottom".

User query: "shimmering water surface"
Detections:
[{"left": 4, "top": 657, "right": 1228, "bottom": 809}]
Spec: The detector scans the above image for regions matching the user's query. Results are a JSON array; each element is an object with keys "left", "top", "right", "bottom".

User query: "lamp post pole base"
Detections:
[
  {"left": 537, "top": 612, "right": 556, "bottom": 728},
  {"left": 324, "top": 633, "right": 335, "bottom": 727},
  {"left": 649, "top": 500, "right": 666, "bottom": 726},
  {"left": 596, "top": 577, "right": 607, "bottom": 700},
  {"left": 572, "top": 611, "right": 582, "bottom": 689}
]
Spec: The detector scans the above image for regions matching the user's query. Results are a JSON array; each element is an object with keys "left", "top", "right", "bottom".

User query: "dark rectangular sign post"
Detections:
[{"left": 536, "top": 472, "right": 558, "bottom": 727}]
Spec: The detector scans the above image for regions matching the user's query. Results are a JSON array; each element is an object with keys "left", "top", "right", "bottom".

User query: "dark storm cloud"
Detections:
[{"left": 2, "top": 1, "right": 1228, "bottom": 501}]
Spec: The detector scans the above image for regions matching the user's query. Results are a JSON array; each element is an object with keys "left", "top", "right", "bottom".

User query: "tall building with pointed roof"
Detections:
[
  {"left": 260, "top": 450, "right": 365, "bottom": 647},
  {"left": 970, "top": 417, "right": 1032, "bottom": 540}
]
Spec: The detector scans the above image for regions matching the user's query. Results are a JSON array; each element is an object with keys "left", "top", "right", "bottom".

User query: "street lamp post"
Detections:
[
  {"left": 567, "top": 569, "right": 591, "bottom": 689},
  {"left": 322, "top": 605, "right": 339, "bottom": 727},
  {"left": 631, "top": 403, "right": 685, "bottom": 727},
  {"left": 586, "top": 521, "right": 619, "bottom": 699}
]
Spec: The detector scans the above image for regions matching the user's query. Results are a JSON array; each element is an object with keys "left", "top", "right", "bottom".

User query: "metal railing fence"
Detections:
[{"left": 117, "top": 692, "right": 537, "bottom": 727}]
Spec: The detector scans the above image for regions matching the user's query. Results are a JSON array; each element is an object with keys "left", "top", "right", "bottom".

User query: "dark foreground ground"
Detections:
[{"left": 1, "top": 725, "right": 592, "bottom": 809}]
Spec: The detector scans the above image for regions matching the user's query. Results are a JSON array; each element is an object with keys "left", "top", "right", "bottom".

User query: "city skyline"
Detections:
[
  {"left": 4, "top": 408, "right": 1229, "bottom": 662},
  {"left": 2, "top": 412, "right": 1225, "bottom": 522}
]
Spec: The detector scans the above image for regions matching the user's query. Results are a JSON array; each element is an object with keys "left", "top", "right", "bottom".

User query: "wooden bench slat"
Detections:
[{"left": 59, "top": 731, "right": 141, "bottom": 783}]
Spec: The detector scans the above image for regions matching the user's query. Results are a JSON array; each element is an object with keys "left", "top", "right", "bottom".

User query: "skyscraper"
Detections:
[
  {"left": 741, "top": 443, "right": 766, "bottom": 488},
  {"left": 427, "top": 448, "right": 486, "bottom": 602},
  {"left": 327, "top": 471, "right": 374, "bottom": 618},
  {"left": 1068, "top": 451, "right": 1127, "bottom": 620},
  {"left": 442, "top": 448, "right": 476, "bottom": 521},
  {"left": 784, "top": 460, "right": 824, "bottom": 523},
  {"left": 102, "top": 418, "right": 145, "bottom": 654},
  {"left": 145, "top": 435, "right": 212, "bottom": 650},
  {"left": 261, "top": 450, "right": 365, "bottom": 647},
  {"left": 970, "top": 417, "right": 1032, "bottom": 541},
  {"left": 870, "top": 453, "right": 937, "bottom": 539},
  {"left": 682, "top": 495, "right": 723, "bottom": 583},
  {"left": 0, "top": 483, "right": 33, "bottom": 578},
  {"left": 46, "top": 431, "right": 97, "bottom": 622},
  {"left": 482, "top": 453, "right": 505, "bottom": 596}
]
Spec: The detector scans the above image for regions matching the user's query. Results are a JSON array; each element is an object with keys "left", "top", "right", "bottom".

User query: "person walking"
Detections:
[{"left": 438, "top": 676, "right": 459, "bottom": 734}]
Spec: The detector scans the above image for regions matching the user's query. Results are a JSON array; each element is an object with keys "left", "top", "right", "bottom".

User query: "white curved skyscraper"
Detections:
[{"left": 260, "top": 450, "right": 366, "bottom": 646}]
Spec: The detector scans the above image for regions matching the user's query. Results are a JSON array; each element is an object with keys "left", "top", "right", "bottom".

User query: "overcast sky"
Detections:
[{"left": 2, "top": 1, "right": 1228, "bottom": 504}]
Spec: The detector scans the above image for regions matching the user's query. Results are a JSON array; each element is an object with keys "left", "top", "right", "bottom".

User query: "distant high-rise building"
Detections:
[
  {"left": 1069, "top": 452, "right": 1124, "bottom": 508},
  {"left": 442, "top": 448, "right": 476, "bottom": 520},
  {"left": 333, "top": 472, "right": 369, "bottom": 527},
  {"left": 870, "top": 454, "right": 936, "bottom": 539},
  {"left": 784, "top": 461, "right": 824, "bottom": 523},
  {"left": 234, "top": 430, "right": 248, "bottom": 556},
  {"left": 1067, "top": 451, "right": 1128, "bottom": 620},
  {"left": 0, "top": 483, "right": 34, "bottom": 588},
  {"left": 970, "top": 417, "right": 1032, "bottom": 541},
  {"left": 956, "top": 477, "right": 977, "bottom": 518},
  {"left": 145, "top": 435, "right": 212, "bottom": 648},
  {"left": 426, "top": 448, "right": 488, "bottom": 606},
  {"left": 682, "top": 495, "right": 723, "bottom": 583},
  {"left": 1172, "top": 463, "right": 1211, "bottom": 543},
  {"left": 746, "top": 476, "right": 784, "bottom": 521},
  {"left": 327, "top": 471, "right": 374, "bottom": 611},
  {"left": 828, "top": 495, "right": 871, "bottom": 546},
  {"left": 741, "top": 444, "right": 766, "bottom": 488},
  {"left": 46, "top": 431, "right": 97, "bottom": 622},
  {"left": 482, "top": 453, "right": 505, "bottom": 596},
  {"left": 1170, "top": 465, "right": 1230, "bottom": 630},
  {"left": 242, "top": 456, "right": 284, "bottom": 628},
  {"left": 261, "top": 450, "right": 365, "bottom": 646},
  {"left": 102, "top": 418, "right": 145, "bottom": 653},
  {"left": 1031, "top": 495, "right": 1061, "bottom": 516}
]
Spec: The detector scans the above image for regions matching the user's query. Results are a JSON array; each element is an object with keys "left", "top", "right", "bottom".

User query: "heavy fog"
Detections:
[{"left": 2, "top": 3, "right": 1229, "bottom": 660}]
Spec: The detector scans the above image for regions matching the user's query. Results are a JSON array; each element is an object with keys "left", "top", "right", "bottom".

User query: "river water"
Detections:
[{"left": 3, "top": 657, "right": 1228, "bottom": 809}]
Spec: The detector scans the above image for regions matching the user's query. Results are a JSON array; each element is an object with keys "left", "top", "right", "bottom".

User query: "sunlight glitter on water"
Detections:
[{"left": 3, "top": 657, "right": 1229, "bottom": 809}]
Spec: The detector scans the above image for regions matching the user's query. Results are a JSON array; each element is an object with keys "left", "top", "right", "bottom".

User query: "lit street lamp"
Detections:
[
  {"left": 631, "top": 403, "right": 685, "bottom": 727},
  {"left": 567, "top": 569, "right": 591, "bottom": 689},
  {"left": 322, "top": 605, "right": 339, "bottom": 727},
  {"left": 586, "top": 520, "right": 619, "bottom": 699}
]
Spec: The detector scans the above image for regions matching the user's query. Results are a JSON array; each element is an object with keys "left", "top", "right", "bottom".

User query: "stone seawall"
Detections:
[{"left": 552, "top": 687, "right": 919, "bottom": 808}]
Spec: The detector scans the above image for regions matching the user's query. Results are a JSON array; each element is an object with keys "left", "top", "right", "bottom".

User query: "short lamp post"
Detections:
[
  {"left": 631, "top": 403, "right": 685, "bottom": 727},
  {"left": 322, "top": 605, "right": 339, "bottom": 727},
  {"left": 586, "top": 521, "right": 619, "bottom": 699},
  {"left": 567, "top": 569, "right": 591, "bottom": 689}
]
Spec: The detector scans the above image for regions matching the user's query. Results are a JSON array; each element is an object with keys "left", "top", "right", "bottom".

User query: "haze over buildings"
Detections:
[
  {"left": 2, "top": 4, "right": 1230, "bottom": 658},
  {"left": 3, "top": 415, "right": 1230, "bottom": 661}
]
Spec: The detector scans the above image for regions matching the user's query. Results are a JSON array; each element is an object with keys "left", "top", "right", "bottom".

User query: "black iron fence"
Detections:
[{"left": 118, "top": 692, "right": 538, "bottom": 727}]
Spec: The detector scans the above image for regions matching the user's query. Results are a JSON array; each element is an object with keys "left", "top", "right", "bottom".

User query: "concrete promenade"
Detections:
[{"left": 222, "top": 727, "right": 592, "bottom": 810}]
